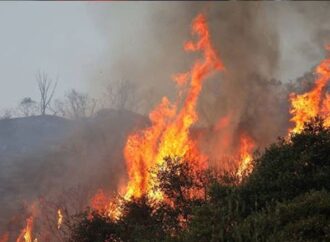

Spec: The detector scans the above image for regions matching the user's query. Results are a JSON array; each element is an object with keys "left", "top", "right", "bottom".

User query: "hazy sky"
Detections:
[
  {"left": 0, "top": 2, "right": 328, "bottom": 112},
  {"left": 0, "top": 2, "right": 107, "bottom": 110}
]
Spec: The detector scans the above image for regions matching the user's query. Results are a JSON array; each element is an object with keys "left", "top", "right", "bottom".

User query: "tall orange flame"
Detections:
[
  {"left": 289, "top": 55, "right": 330, "bottom": 134},
  {"left": 123, "top": 14, "right": 224, "bottom": 200},
  {"left": 16, "top": 216, "right": 35, "bottom": 242},
  {"left": 321, "top": 93, "right": 330, "bottom": 127},
  {"left": 236, "top": 134, "right": 255, "bottom": 178}
]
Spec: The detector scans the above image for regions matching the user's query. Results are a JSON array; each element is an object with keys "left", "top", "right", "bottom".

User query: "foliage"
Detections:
[
  {"left": 68, "top": 118, "right": 330, "bottom": 241},
  {"left": 18, "top": 97, "right": 38, "bottom": 116},
  {"left": 240, "top": 117, "right": 330, "bottom": 214},
  {"left": 119, "top": 196, "right": 166, "bottom": 242},
  {"left": 237, "top": 190, "right": 330, "bottom": 242},
  {"left": 68, "top": 210, "right": 121, "bottom": 242},
  {"left": 154, "top": 157, "right": 207, "bottom": 227}
]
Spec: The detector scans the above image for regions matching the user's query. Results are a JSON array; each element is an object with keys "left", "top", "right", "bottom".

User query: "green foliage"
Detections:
[
  {"left": 69, "top": 118, "right": 330, "bottom": 242},
  {"left": 154, "top": 157, "right": 207, "bottom": 227},
  {"left": 238, "top": 190, "right": 330, "bottom": 241},
  {"left": 181, "top": 178, "right": 243, "bottom": 242},
  {"left": 119, "top": 196, "right": 166, "bottom": 242},
  {"left": 181, "top": 118, "right": 330, "bottom": 241},
  {"left": 68, "top": 210, "right": 121, "bottom": 242},
  {"left": 240, "top": 117, "right": 330, "bottom": 214}
]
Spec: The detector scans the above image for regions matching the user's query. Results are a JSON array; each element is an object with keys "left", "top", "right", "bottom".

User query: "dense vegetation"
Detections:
[{"left": 68, "top": 118, "right": 330, "bottom": 242}]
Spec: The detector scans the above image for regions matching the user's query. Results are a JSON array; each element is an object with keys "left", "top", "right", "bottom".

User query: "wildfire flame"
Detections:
[
  {"left": 0, "top": 233, "right": 9, "bottom": 242},
  {"left": 16, "top": 216, "right": 35, "bottom": 242},
  {"left": 236, "top": 134, "right": 255, "bottom": 178},
  {"left": 57, "top": 209, "right": 63, "bottom": 230},
  {"left": 123, "top": 13, "right": 224, "bottom": 200},
  {"left": 90, "top": 189, "right": 122, "bottom": 220},
  {"left": 289, "top": 55, "right": 330, "bottom": 134},
  {"left": 321, "top": 93, "right": 330, "bottom": 127}
]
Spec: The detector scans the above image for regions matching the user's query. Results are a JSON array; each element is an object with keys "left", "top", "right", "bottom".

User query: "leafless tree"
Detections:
[
  {"left": 0, "top": 109, "right": 13, "bottom": 120},
  {"left": 18, "top": 97, "right": 37, "bottom": 117},
  {"left": 105, "top": 80, "right": 139, "bottom": 111},
  {"left": 52, "top": 99, "right": 66, "bottom": 117},
  {"left": 50, "top": 90, "right": 97, "bottom": 119},
  {"left": 36, "top": 71, "right": 57, "bottom": 116},
  {"left": 65, "top": 89, "right": 97, "bottom": 119}
]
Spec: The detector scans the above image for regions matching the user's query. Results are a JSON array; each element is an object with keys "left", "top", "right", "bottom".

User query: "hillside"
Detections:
[{"left": 0, "top": 110, "right": 148, "bottom": 234}]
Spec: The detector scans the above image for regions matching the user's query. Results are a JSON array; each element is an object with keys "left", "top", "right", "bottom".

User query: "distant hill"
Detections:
[
  {"left": 0, "top": 115, "right": 73, "bottom": 158},
  {"left": 0, "top": 109, "right": 148, "bottom": 233},
  {"left": 0, "top": 110, "right": 148, "bottom": 158}
]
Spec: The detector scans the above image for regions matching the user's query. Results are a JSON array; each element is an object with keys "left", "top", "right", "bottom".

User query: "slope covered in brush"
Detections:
[{"left": 69, "top": 118, "right": 330, "bottom": 241}]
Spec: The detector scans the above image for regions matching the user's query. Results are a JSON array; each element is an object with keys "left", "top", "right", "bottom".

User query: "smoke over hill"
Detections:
[{"left": 1, "top": 2, "right": 330, "bottom": 241}]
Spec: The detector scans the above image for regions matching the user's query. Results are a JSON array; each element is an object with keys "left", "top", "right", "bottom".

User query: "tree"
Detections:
[
  {"left": 51, "top": 90, "right": 97, "bottom": 119},
  {"left": 181, "top": 174, "right": 242, "bottom": 242},
  {"left": 36, "top": 71, "right": 57, "bottom": 116},
  {"left": 52, "top": 99, "right": 66, "bottom": 117},
  {"left": 0, "top": 109, "right": 13, "bottom": 120},
  {"left": 153, "top": 157, "right": 208, "bottom": 234},
  {"left": 183, "top": 117, "right": 330, "bottom": 241},
  {"left": 119, "top": 196, "right": 166, "bottom": 242},
  {"left": 68, "top": 210, "right": 121, "bottom": 242},
  {"left": 65, "top": 89, "right": 97, "bottom": 119},
  {"left": 67, "top": 118, "right": 330, "bottom": 241},
  {"left": 105, "top": 80, "right": 139, "bottom": 111},
  {"left": 67, "top": 158, "right": 207, "bottom": 241},
  {"left": 237, "top": 190, "right": 330, "bottom": 241},
  {"left": 69, "top": 197, "right": 165, "bottom": 242},
  {"left": 239, "top": 117, "right": 330, "bottom": 214},
  {"left": 18, "top": 97, "right": 37, "bottom": 117}
]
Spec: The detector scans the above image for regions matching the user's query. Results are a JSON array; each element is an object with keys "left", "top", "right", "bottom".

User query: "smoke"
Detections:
[
  {"left": 86, "top": 2, "right": 281, "bottom": 165},
  {"left": 86, "top": 2, "right": 330, "bottom": 161}
]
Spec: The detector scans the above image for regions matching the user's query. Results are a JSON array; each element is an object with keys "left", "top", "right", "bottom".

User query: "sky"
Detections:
[
  {"left": 0, "top": 2, "right": 107, "bottom": 110},
  {"left": 0, "top": 2, "right": 328, "bottom": 112}
]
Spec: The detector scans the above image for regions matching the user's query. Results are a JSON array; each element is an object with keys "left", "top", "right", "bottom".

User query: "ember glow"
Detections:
[
  {"left": 0, "top": 233, "right": 9, "bottom": 242},
  {"left": 123, "top": 14, "right": 224, "bottom": 200},
  {"left": 289, "top": 55, "right": 330, "bottom": 134},
  {"left": 57, "top": 209, "right": 63, "bottom": 230}
]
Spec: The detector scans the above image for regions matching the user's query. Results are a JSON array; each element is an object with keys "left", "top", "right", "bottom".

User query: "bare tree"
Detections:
[
  {"left": 52, "top": 99, "right": 66, "bottom": 117},
  {"left": 105, "top": 80, "right": 139, "bottom": 111},
  {"left": 36, "top": 71, "right": 57, "bottom": 116},
  {"left": 18, "top": 97, "right": 37, "bottom": 117},
  {"left": 65, "top": 89, "right": 97, "bottom": 119},
  {"left": 0, "top": 109, "right": 13, "bottom": 120}
]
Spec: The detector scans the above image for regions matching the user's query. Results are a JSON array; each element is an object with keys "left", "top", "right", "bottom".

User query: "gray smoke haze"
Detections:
[{"left": 86, "top": 2, "right": 330, "bottom": 160}]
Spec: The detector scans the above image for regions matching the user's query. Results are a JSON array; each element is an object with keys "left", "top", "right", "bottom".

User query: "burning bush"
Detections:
[
  {"left": 68, "top": 156, "right": 210, "bottom": 241},
  {"left": 67, "top": 117, "right": 330, "bottom": 241},
  {"left": 183, "top": 117, "right": 330, "bottom": 241}
]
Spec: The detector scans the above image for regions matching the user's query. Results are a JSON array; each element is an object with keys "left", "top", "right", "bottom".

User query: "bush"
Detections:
[
  {"left": 240, "top": 117, "right": 330, "bottom": 214},
  {"left": 69, "top": 118, "right": 330, "bottom": 242},
  {"left": 68, "top": 210, "right": 121, "bottom": 242},
  {"left": 238, "top": 190, "right": 330, "bottom": 241}
]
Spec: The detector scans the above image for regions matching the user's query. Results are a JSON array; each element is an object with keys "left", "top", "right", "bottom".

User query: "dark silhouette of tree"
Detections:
[
  {"left": 105, "top": 80, "right": 139, "bottom": 111},
  {"left": 18, "top": 97, "right": 37, "bottom": 117},
  {"left": 36, "top": 71, "right": 57, "bottom": 116},
  {"left": 65, "top": 89, "right": 97, "bottom": 119}
]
